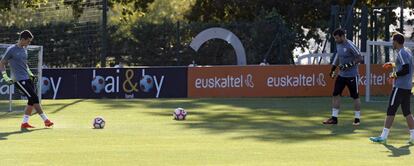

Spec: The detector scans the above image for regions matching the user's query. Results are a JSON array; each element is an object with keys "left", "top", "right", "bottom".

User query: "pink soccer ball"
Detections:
[{"left": 173, "top": 108, "right": 187, "bottom": 120}]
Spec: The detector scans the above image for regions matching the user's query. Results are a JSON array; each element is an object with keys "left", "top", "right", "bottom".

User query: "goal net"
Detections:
[
  {"left": 0, "top": 44, "right": 43, "bottom": 112},
  {"left": 364, "top": 40, "right": 414, "bottom": 102}
]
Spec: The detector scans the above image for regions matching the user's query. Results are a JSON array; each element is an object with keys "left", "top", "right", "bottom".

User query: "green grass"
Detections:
[{"left": 0, "top": 97, "right": 413, "bottom": 165}]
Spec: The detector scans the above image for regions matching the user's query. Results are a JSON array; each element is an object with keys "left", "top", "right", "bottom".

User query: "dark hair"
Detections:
[
  {"left": 333, "top": 28, "right": 346, "bottom": 37},
  {"left": 19, "top": 30, "right": 33, "bottom": 40},
  {"left": 392, "top": 33, "right": 404, "bottom": 45}
]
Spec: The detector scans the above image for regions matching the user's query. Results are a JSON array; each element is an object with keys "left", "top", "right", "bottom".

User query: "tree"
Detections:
[
  {"left": 186, "top": 0, "right": 333, "bottom": 48},
  {"left": 0, "top": 0, "right": 155, "bottom": 21},
  {"left": 186, "top": 0, "right": 414, "bottom": 63},
  {"left": 0, "top": 0, "right": 47, "bottom": 10}
]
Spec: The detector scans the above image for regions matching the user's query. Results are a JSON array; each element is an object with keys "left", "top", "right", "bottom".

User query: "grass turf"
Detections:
[{"left": 0, "top": 97, "right": 413, "bottom": 165}]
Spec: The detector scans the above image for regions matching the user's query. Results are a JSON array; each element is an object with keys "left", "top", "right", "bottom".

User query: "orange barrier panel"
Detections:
[{"left": 188, "top": 65, "right": 392, "bottom": 97}]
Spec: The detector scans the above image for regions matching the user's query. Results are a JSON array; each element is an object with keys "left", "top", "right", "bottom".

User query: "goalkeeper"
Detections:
[
  {"left": 323, "top": 28, "right": 363, "bottom": 126},
  {"left": 0, "top": 30, "right": 53, "bottom": 129},
  {"left": 370, "top": 33, "right": 414, "bottom": 144}
]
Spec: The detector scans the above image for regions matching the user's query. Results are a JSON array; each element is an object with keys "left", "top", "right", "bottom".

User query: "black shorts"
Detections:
[
  {"left": 387, "top": 87, "right": 412, "bottom": 117},
  {"left": 332, "top": 75, "right": 359, "bottom": 99},
  {"left": 14, "top": 79, "right": 39, "bottom": 106}
]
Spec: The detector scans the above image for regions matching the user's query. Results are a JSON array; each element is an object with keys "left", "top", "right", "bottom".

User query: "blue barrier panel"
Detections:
[{"left": 41, "top": 67, "right": 187, "bottom": 99}]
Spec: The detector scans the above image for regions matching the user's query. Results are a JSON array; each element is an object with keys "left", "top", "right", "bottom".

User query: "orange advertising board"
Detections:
[{"left": 188, "top": 65, "right": 392, "bottom": 97}]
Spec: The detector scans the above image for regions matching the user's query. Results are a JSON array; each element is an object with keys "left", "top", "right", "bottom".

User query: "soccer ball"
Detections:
[
  {"left": 173, "top": 108, "right": 187, "bottom": 120},
  {"left": 139, "top": 75, "right": 154, "bottom": 93},
  {"left": 41, "top": 77, "right": 51, "bottom": 94},
  {"left": 91, "top": 76, "right": 105, "bottom": 93},
  {"left": 93, "top": 116, "right": 105, "bottom": 129}
]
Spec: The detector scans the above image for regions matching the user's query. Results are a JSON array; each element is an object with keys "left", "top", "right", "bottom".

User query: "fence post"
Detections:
[
  {"left": 360, "top": 6, "right": 368, "bottom": 53},
  {"left": 176, "top": 21, "right": 181, "bottom": 65},
  {"left": 346, "top": 5, "right": 353, "bottom": 40},
  {"left": 330, "top": 5, "right": 339, "bottom": 53},
  {"left": 399, "top": 0, "right": 404, "bottom": 34},
  {"left": 101, "top": 0, "right": 108, "bottom": 67},
  {"left": 384, "top": 9, "right": 391, "bottom": 62}
]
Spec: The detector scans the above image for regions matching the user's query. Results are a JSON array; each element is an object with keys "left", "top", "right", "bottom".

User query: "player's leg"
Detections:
[
  {"left": 29, "top": 79, "right": 54, "bottom": 127},
  {"left": 352, "top": 98, "right": 361, "bottom": 125},
  {"left": 20, "top": 105, "right": 35, "bottom": 128},
  {"left": 370, "top": 87, "right": 401, "bottom": 143},
  {"left": 25, "top": 105, "right": 33, "bottom": 115},
  {"left": 346, "top": 76, "right": 361, "bottom": 126},
  {"left": 406, "top": 114, "right": 414, "bottom": 144},
  {"left": 19, "top": 79, "right": 53, "bottom": 127},
  {"left": 23, "top": 105, "right": 34, "bottom": 122},
  {"left": 33, "top": 103, "right": 53, "bottom": 127},
  {"left": 15, "top": 80, "right": 36, "bottom": 128},
  {"left": 333, "top": 95, "right": 341, "bottom": 109},
  {"left": 323, "top": 76, "right": 345, "bottom": 124},
  {"left": 400, "top": 89, "right": 414, "bottom": 143},
  {"left": 381, "top": 88, "right": 402, "bottom": 139}
]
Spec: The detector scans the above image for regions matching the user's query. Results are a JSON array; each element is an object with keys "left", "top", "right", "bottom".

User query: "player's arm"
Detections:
[
  {"left": 26, "top": 64, "right": 35, "bottom": 78},
  {"left": 396, "top": 64, "right": 409, "bottom": 76},
  {"left": 354, "top": 54, "right": 363, "bottom": 64},
  {"left": 0, "top": 49, "right": 8, "bottom": 72},
  {"left": 390, "top": 51, "right": 411, "bottom": 78},
  {"left": 350, "top": 42, "right": 363, "bottom": 63},
  {"left": 329, "top": 53, "right": 338, "bottom": 78},
  {"left": 389, "top": 64, "right": 409, "bottom": 79},
  {"left": 1, "top": 48, "right": 14, "bottom": 84},
  {"left": 339, "top": 43, "right": 362, "bottom": 70},
  {"left": 0, "top": 59, "right": 6, "bottom": 72},
  {"left": 0, "top": 59, "right": 13, "bottom": 84}
]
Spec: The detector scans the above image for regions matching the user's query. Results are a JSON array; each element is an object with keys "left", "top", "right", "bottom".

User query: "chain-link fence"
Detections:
[
  {"left": 0, "top": 0, "right": 103, "bottom": 67},
  {"left": 0, "top": 1, "right": 307, "bottom": 67}
]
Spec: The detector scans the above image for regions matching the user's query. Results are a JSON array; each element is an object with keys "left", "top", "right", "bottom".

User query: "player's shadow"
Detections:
[
  {"left": 0, "top": 111, "right": 25, "bottom": 120},
  {"left": 50, "top": 99, "right": 85, "bottom": 114},
  {"left": 327, "top": 125, "right": 357, "bottom": 135},
  {"left": 139, "top": 97, "right": 386, "bottom": 143},
  {"left": 382, "top": 144, "right": 413, "bottom": 157},
  {"left": 0, "top": 128, "right": 49, "bottom": 141}
]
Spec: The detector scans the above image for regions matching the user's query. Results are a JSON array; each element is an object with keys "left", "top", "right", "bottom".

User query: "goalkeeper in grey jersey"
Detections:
[
  {"left": 0, "top": 30, "right": 54, "bottom": 129},
  {"left": 370, "top": 33, "right": 414, "bottom": 144},
  {"left": 323, "top": 28, "right": 363, "bottom": 126}
]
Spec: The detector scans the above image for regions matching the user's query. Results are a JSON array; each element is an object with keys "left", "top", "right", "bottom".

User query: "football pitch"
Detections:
[{"left": 0, "top": 97, "right": 413, "bottom": 165}]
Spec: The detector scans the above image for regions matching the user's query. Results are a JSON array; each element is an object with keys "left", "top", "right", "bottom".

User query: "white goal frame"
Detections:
[
  {"left": 365, "top": 40, "right": 414, "bottom": 102},
  {"left": 0, "top": 44, "right": 43, "bottom": 112}
]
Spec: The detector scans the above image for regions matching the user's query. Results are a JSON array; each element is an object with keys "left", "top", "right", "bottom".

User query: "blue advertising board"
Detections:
[{"left": 39, "top": 67, "right": 187, "bottom": 99}]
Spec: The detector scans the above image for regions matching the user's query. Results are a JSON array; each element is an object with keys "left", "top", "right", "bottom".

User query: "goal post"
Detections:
[
  {"left": 365, "top": 40, "right": 414, "bottom": 102},
  {"left": 0, "top": 44, "right": 43, "bottom": 112}
]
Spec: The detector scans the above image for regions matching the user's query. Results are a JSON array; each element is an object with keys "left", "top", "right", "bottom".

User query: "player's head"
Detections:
[
  {"left": 333, "top": 28, "right": 346, "bottom": 44},
  {"left": 18, "top": 30, "right": 33, "bottom": 47},
  {"left": 392, "top": 32, "right": 404, "bottom": 49}
]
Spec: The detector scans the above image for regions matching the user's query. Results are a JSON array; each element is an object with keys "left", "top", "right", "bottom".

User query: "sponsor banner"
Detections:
[
  {"left": 37, "top": 67, "right": 187, "bottom": 99},
  {"left": 188, "top": 65, "right": 392, "bottom": 97},
  {"left": 0, "top": 82, "right": 19, "bottom": 100}
]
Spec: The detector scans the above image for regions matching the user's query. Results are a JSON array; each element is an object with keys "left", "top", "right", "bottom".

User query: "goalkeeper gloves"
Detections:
[
  {"left": 389, "top": 72, "right": 397, "bottom": 79},
  {"left": 387, "top": 72, "right": 397, "bottom": 84},
  {"left": 338, "top": 62, "right": 356, "bottom": 71},
  {"left": 27, "top": 68, "right": 36, "bottom": 82},
  {"left": 329, "top": 71, "right": 336, "bottom": 78},
  {"left": 1, "top": 71, "right": 13, "bottom": 85},
  {"left": 382, "top": 62, "right": 396, "bottom": 70},
  {"left": 329, "top": 65, "right": 337, "bottom": 79}
]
